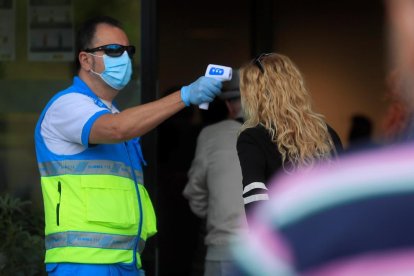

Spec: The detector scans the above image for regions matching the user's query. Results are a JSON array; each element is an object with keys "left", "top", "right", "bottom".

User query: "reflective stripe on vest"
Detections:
[
  {"left": 38, "top": 160, "right": 144, "bottom": 184},
  {"left": 46, "top": 231, "right": 146, "bottom": 254}
]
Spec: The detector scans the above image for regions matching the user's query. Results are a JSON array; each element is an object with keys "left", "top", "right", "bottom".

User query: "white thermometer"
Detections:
[{"left": 199, "top": 64, "right": 232, "bottom": 110}]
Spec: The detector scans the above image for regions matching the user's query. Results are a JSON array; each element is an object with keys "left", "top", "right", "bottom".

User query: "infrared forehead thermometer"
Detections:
[{"left": 199, "top": 64, "right": 233, "bottom": 110}]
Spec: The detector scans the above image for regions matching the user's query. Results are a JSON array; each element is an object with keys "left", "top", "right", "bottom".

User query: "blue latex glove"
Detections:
[{"left": 180, "top": 76, "right": 222, "bottom": 106}]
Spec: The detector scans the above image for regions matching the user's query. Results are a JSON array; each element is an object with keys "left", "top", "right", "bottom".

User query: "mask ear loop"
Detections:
[
  {"left": 87, "top": 52, "right": 104, "bottom": 58},
  {"left": 87, "top": 53, "right": 104, "bottom": 77}
]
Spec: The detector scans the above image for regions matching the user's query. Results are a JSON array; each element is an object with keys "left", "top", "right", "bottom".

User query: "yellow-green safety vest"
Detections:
[{"left": 34, "top": 77, "right": 157, "bottom": 268}]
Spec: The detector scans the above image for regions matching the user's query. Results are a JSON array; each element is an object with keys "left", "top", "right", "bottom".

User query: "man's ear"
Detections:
[
  {"left": 225, "top": 100, "right": 232, "bottom": 112},
  {"left": 79, "top": 52, "right": 92, "bottom": 71},
  {"left": 225, "top": 100, "right": 234, "bottom": 116}
]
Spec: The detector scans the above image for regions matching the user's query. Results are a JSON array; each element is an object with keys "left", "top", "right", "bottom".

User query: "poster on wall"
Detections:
[
  {"left": 28, "top": 0, "right": 74, "bottom": 61},
  {"left": 0, "top": 0, "right": 15, "bottom": 61}
]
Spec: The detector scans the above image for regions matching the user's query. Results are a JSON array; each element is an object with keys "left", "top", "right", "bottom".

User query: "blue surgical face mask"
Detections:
[{"left": 90, "top": 51, "right": 132, "bottom": 90}]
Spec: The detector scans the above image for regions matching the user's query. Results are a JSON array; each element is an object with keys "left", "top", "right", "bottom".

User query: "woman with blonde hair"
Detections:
[{"left": 237, "top": 53, "right": 343, "bottom": 220}]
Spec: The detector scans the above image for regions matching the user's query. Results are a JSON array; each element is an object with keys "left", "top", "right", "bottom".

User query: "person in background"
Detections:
[
  {"left": 183, "top": 70, "right": 248, "bottom": 276},
  {"left": 231, "top": 1, "right": 414, "bottom": 275},
  {"left": 236, "top": 53, "right": 343, "bottom": 224},
  {"left": 382, "top": 69, "right": 410, "bottom": 143},
  {"left": 345, "top": 114, "right": 379, "bottom": 153},
  {"left": 34, "top": 15, "right": 222, "bottom": 276},
  {"left": 387, "top": 0, "right": 414, "bottom": 141}
]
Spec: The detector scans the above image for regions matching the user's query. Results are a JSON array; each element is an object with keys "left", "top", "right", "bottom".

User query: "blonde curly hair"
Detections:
[{"left": 240, "top": 53, "right": 336, "bottom": 171}]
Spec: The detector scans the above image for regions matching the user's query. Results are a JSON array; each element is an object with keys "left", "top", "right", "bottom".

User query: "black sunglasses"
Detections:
[
  {"left": 253, "top": 53, "right": 273, "bottom": 73},
  {"left": 84, "top": 44, "right": 136, "bottom": 58}
]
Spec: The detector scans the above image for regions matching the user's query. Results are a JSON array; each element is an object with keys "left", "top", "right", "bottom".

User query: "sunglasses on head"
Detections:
[
  {"left": 84, "top": 44, "right": 136, "bottom": 58},
  {"left": 253, "top": 53, "right": 273, "bottom": 73}
]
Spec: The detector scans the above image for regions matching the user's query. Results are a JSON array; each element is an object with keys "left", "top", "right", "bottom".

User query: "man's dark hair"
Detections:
[{"left": 74, "top": 15, "right": 124, "bottom": 72}]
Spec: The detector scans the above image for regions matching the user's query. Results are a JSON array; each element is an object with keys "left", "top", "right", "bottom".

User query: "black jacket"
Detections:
[{"left": 237, "top": 124, "right": 343, "bottom": 219}]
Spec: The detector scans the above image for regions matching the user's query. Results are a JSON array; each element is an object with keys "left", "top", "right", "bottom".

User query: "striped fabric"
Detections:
[
  {"left": 232, "top": 143, "right": 414, "bottom": 275},
  {"left": 243, "top": 182, "right": 269, "bottom": 205}
]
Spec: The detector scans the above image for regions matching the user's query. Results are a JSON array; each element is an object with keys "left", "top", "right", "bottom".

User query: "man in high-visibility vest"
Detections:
[{"left": 34, "top": 15, "right": 222, "bottom": 276}]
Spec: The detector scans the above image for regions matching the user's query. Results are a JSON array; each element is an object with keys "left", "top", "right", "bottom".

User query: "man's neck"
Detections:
[{"left": 79, "top": 71, "right": 118, "bottom": 102}]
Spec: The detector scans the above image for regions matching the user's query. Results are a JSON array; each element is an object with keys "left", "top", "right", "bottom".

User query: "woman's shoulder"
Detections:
[
  {"left": 238, "top": 124, "right": 272, "bottom": 145},
  {"left": 326, "top": 123, "right": 344, "bottom": 152},
  {"left": 240, "top": 124, "right": 269, "bottom": 137},
  {"left": 326, "top": 124, "right": 340, "bottom": 139}
]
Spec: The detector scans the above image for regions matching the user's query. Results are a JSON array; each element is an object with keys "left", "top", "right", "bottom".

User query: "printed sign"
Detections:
[
  {"left": 28, "top": 0, "right": 74, "bottom": 61},
  {"left": 0, "top": 0, "right": 15, "bottom": 61}
]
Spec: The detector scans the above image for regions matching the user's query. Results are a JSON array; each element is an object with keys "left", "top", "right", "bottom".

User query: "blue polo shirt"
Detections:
[{"left": 41, "top": 77, "right": 119, "bottom": 155}]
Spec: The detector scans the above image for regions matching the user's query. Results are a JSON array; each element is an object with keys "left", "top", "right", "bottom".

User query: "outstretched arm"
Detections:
[{"left": 89, "top": 76, "right": 222, "bottom": 144}]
